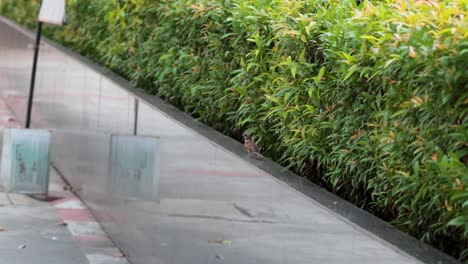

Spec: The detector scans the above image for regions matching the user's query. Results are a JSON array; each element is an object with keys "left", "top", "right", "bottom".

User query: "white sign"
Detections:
[{"left": 38, "top": 0, "right": 66, "bottom": 25}]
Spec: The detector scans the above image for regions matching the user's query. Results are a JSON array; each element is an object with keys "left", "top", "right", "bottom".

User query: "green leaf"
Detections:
[
  {"left": 450, "top": 192, "right": 468, "bottom": 203},
  {"left": 343, "top": 65, "right": 357, "bottom": 81},
  {"left": 338, "top": 52, "right": 357, "bottom": 64},
  {"left": 313, "top": 67, "right": 325, "bottom": 85},
  {"left": 265, "top": 95, "right": 281, "bottom": 105},
  {"left": 318, "top": 66, "right": 325, "bottom": 80},
  {"left": 360, "top": 35, "right": 381, "bottom": 45},
  {"left": 291, "top": 65, "right": 297, "bottom": 79},
  {"left": 447, "top": 216, "right": 465, "bottom": 227},
  {"left": 384, "top": 59, "right": 396, "bottom": 68},
  {"left": 462, "top": 200, "right": 468, "bottom": 209},
  {"left": 234, "top": 87, "right": 248, "bottom": 97}
]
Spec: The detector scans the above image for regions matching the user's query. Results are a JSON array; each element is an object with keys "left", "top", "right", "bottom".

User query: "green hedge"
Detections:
[{"left": 1, "top": 0, "right": 467, "bottom": 261}]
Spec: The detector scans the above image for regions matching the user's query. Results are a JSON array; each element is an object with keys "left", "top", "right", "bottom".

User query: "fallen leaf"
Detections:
[
  {"left": 113, "top": 252, "right": 125, "bottom": 258},
  {"left": 18, "top": 244, "right": 26, "bottom": 249},
  {"left": 209, "top": 240, "right": 232, "bottom": 245},
  {"left": 215, "top": 254, "right": 225, "bottom": 260}
]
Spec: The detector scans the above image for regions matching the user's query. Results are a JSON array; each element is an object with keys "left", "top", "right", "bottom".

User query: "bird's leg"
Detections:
[{"left": 246, "top": 149, "right": 252, "bottom": 157}]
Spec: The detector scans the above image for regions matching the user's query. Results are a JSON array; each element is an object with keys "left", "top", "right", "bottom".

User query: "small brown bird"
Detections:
[{"left": 242, "top": 133, "right": 263, "bottom": 160}]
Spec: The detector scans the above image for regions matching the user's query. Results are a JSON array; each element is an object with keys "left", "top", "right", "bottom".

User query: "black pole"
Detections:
[
  {"left": 26, "top": 22, "right": 43, "bottom": 129},
  {"left": 133, "top": 99, "right": 139, "bottom": 135}
]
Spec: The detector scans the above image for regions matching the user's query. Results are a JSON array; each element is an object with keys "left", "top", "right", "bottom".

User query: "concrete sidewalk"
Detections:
[
  {"left": 0, "top": 168, "right": 130, "bottom": 264},
  {"left": 0, "top": 52, "right": 130, "bottom": 263}
]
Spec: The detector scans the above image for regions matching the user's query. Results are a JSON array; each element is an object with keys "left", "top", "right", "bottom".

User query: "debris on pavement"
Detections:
[
  {"left": 209, "top": 239, "right": 232, "bottom": 245},
  {"left": 113, "top": 252, "right": 126, "bottom": 258},
  {"left": 57, "top": 221, "right": 68, "bottom": 226}
]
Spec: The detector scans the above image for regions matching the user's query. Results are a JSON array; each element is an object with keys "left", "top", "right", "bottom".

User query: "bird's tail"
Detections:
[{"left": 251, "top": 152, "right": 264, "bottom": 160}]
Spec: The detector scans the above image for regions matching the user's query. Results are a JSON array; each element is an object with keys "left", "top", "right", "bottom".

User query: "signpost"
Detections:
[
  {"left": 26, "top": 0, "right": 66, "bottom": 128},
  {"left": 1, "top": 0, "right": 67, "bottom": 195}
]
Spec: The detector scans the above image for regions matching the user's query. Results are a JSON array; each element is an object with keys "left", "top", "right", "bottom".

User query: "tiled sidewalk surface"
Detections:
[
  {"left": 0, "top": 168, "right": 130, "bottom": 264},
  {"left": 0, "top": 92, "right": 129, "bottom": 264}
]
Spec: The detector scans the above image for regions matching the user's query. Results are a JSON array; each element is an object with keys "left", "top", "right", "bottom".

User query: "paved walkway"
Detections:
[
  {"left": 0, "top": 168, "right": 130, "bottom": 264},
  {"left": 0, "top": 93, "right": 129, "bottom": 264}
]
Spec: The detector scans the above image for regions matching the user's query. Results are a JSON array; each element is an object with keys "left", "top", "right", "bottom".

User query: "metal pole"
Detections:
[
  {"left": 26, "top": 21, "right": 43, "bottom": 128},
  {"left": 133, "top": 99, "right": 139, "bottom": 135}
]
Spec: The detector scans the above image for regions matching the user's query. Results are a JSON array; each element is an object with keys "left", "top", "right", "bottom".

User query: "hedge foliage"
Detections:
[{"left": 1, "top": 0, "right": 467, "bottom": 261}]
